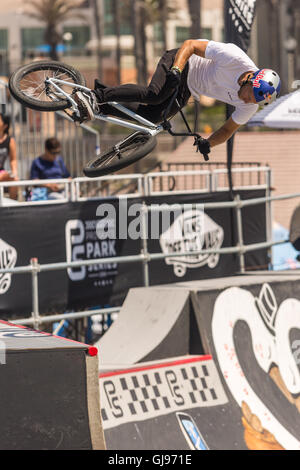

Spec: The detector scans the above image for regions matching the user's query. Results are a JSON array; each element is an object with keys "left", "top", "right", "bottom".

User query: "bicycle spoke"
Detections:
[
  {"left": 18, "top": 66, "right": 77, "bottom": 103},
  {"left": 93, "top": 136, "right": 147, "bottom": 169}
]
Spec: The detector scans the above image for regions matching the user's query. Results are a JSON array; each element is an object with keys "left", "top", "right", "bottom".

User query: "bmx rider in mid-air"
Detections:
[{"left": 74, "top": 39, "right": 281, "bottom": 157}]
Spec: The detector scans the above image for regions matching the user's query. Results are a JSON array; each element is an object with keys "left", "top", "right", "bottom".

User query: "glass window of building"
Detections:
[
  {"left": 21, "top": 28, "right": 45, "bottom": 59},
  {"left": 0, "top": 29, "right": 8, "bottom": 77},
  {"left": 153, "top": 22, "right": 164, "bottom": 56},
  {"left": 63, "top": 26, "right": 91, "bottom": 55},
  {"left": 176, "top": 27, "right": 190, "bottom": 47},
  {"left": 104, "top": 0, "right": 132, "bottom": 36},
  {"left": 0, "top": 30, "right": 8, "bottom": 51},
  {"left": 202, "top": 28, "right": 213, "bottom": 40}
]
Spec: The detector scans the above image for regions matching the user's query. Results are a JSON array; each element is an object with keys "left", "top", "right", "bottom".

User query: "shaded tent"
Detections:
[
  {"left": 248, "top": 88, "right": 300, "bottom": 129},
  {"left": 272, "top": 222, "right": 300, "bottom": 271}
]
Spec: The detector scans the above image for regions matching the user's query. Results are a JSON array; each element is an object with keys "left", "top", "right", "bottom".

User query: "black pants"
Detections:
[{"left": 95, "top": 49, "right": 191, "bottom": 124}]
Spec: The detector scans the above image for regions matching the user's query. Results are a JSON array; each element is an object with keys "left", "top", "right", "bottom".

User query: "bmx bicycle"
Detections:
[{"left": 9, "top": 60, "right": 210, "bottom": 178}]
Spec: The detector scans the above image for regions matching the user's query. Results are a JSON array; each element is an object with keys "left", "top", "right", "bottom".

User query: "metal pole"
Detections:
[
  {"left": 30, "top": 258, "right": 40, "bottom": 330},
  {"left": 266, "top": 166, "right": 273, "bottom": 268},
  {"left": 0, "top": 185, "right": 4, "bottom": 206},
  {"left": 141, "top": 202, "right": 150, "bottom": 286},
  {"left": 235, "top": 194, "right": 246, "bottom": 273}
]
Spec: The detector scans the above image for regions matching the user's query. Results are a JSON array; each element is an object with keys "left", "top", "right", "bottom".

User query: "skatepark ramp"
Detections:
[
  {"left": 2, "top": 272, "right": 300, "bottom": 450},
  {"left": 0, "top": 321, "right": 105, "bottom": 450},
  {"left": 98, "top": 272, "right": 300, "bottom": 450}
]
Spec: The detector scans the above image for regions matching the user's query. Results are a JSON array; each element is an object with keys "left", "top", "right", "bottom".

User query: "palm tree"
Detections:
[
  {"left": 131, "top": 0, "right": 148, "bottom": 85},
  {"left": 130, "top": 0, "right": 175, "bottom": 85},
  {"left": 187, "top": 0, "right": 202, "bottom": 131},
  {"left": 146, "top": 0, "right": 173, "bottom": 51},
  {"left": 92, "top": 0, "right": 104, "bottom": 82},
  {"left": 187, "top": 0, "right": 201, "bottom": 39},
  {"left": 113, "top": 0, "right": 122, "bottom": 84},
  {"left": 25, "top": 0, "right": 86, "bottom": 61}
]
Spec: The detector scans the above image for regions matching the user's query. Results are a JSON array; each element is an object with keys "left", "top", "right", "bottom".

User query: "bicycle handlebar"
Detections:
[{"left": 162, "top": 86, "right": 210, "bottom": 161}]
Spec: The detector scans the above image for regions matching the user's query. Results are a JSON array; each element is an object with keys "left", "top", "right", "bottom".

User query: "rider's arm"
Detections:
[
  {"left": 173, "top": 40, "right": 209, "bottom": 71},
  {"left": 207, "top": 117, "right": 240, "bottom": 148}
]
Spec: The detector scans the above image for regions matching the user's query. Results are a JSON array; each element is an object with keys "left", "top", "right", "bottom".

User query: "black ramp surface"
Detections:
[
  {"left": 0, "top": 321, "right": 105, "bottom": 450},
  {"left": 189, "top": 273, "right": 300, "bottom": 450},
  {"left": 97, "top": 287, "right": 191, "bottom": 366},
  {"left": 96, "top": 273, "right": 300, "bottom": 449}
]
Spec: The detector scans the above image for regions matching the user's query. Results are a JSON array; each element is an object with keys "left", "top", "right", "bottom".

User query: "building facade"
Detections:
[
  {"left": 0, "top": 0, "right": 224, "bottom": 78},
  {"left": 0, "top": 1, "right": 295, "bottom": 92}
]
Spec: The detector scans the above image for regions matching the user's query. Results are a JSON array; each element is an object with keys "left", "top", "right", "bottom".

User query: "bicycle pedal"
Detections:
[{"left": 71, "top": 111, "right": 83, "bottom": 124}]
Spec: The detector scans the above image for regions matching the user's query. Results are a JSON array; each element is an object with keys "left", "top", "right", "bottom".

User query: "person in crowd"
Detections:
[
  {"left": 0, "top": 113, "right": 19, "bottom": 200},
  {"left": 30, "top": 137, "right": 71, "bottom": 200}
]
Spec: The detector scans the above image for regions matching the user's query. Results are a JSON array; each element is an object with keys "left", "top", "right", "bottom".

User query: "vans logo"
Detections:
[
  {"left": 0, "top": 239, "right": 17, "bottom": 294},
  {"left": 159, "top": 210, "right": 224, "bottom": 277}
]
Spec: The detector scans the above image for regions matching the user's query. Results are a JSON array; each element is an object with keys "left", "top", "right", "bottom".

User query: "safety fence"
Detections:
[
  {"left": 0, "top": 165, "right": 271, "bottom": 206},
  {"left": 1, "top": 186, "right": 296, "bottom": 332}
]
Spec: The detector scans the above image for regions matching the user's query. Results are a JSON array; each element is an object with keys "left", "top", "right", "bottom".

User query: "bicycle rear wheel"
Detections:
[
  {"left": 83, "top": 131, "right": 157, "bottom": 177},
  {"left": 9, "top": 60, "right": 86, "bottom": 111}
]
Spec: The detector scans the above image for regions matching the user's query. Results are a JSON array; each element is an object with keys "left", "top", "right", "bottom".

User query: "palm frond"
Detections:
[{"left": 24, "top": 0, "right": 87, "bottom": 26}]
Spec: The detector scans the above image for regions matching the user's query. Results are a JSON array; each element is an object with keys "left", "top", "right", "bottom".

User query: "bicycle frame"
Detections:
[
  {"left": 46, "top": 76, "right": 209, "bottom": 161},
  {"left": 46, "top": 77, "right": 163, "bottom": 137}
]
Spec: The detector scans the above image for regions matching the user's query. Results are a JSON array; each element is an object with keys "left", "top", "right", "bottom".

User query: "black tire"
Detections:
[
  {"left": 83, "top": 131, "right": 157, "bottom": 177},
  {"left": 9, "top": 60, "right": 86, "bottom": 111}
]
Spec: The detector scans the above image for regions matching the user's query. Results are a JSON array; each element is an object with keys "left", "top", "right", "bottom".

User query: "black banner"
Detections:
[
  {"left": 224, "top": 0, "right": 257, "bottom": 52},
  {"left": 224, "top": 1, "right": 257, "bottom": 198},
  {"left": 0, "top": 190, "right": 267, "bottom": 319}
]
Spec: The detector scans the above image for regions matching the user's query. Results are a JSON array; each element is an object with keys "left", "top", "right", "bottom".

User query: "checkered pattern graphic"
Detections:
[{"left": 100, "top": 358, "right": 228, "bottom": 430}]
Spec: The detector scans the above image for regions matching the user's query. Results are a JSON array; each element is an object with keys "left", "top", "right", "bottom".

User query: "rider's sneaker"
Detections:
[{"left": 73, "top": 91, "right": 99, "bottom": 123}]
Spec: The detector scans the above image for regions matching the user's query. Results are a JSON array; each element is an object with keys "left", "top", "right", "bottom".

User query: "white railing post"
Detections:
[
  {"left": 30, "top": 258, "right": 40, "bottom": 330},
  {"left": 234, "top": 194, "right": 246, "bottom": 274},
  {"left": 141, "top": 201, "right": 150, "bottom": 287},
  {"left": 266, "top": 166, "right": 273, "bottom": 268}
]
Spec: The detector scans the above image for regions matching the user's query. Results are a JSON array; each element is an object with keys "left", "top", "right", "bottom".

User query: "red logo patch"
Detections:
[{"left": 252, "top": 69, "right": 267, "bottom": 89}]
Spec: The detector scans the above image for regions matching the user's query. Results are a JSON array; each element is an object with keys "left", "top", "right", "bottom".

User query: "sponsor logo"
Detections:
[
  {"left": 252, "top": 69, "right": 267, "bottom": 88},
  {"left": 0, "top": 239, "right": 17, "bottom": 295},
  {"left": 228, "top": 0, "right": 256, "bottom": 33},
  {"left": 0, "top": 323, "right": 51, "bottom": 338},
  {"left": 159, "top": 210, "right": 224, "bottom": 277},
  {"left": 65, "top": 219, "right": 118, "bottom": 285}
]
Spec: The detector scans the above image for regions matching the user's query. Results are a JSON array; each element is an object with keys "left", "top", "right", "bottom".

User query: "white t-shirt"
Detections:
[{"left": 187, "top": 40, "right": 259, "bottom": 125}]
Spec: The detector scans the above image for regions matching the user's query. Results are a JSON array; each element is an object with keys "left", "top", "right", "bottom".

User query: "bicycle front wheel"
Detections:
[
  {"left": 9, "top": 60, "right": 86, "bottom": 111},
  {"left": 83, "top": 131, "right": 157, "bottom": 177}
]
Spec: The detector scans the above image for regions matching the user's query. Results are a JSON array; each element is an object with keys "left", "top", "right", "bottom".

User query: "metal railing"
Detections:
[
  {"left": 0, "top": 166, "right": 272, "bottom": 205},
  {"left": 0, "top": 166, "right": 276, "bottom": 331},
  {"left": 159, "top": 161, "right": 263, "bottom": 191},
  {"left": 2, "top": 190, "right": 296, "bottom": 332}
]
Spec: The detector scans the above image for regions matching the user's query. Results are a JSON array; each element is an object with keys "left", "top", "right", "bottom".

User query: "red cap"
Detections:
[{"left": 88, "top": 346, "right": 98, "bottom": 357}]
